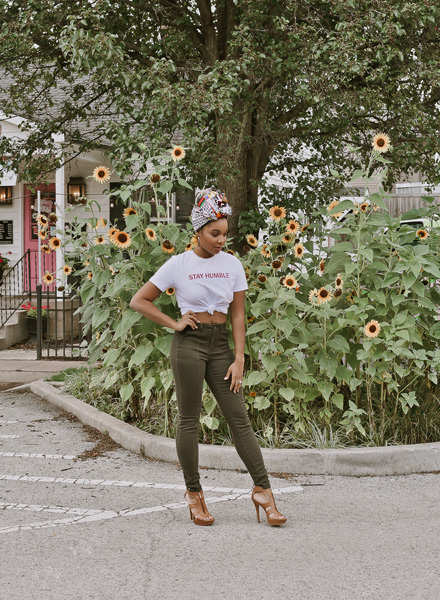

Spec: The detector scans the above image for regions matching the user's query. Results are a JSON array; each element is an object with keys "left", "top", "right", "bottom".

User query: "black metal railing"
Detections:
[
  {"left": 0, "top": 251, "right": 32, "bottom": 328},
  {"left": 0, "top": 250, "right": 57, "bottom": 329},
  {"left": 35, "top": 284, "right": 91, "bottom": 360}
]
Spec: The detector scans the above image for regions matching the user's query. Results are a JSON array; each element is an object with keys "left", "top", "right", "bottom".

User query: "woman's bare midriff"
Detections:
[{"left": 195, "top": 310, "right": 227, "bottom": 324}]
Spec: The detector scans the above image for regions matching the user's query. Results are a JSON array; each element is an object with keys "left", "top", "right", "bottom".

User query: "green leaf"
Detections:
[
  {"left": 128, "top": 344, "right": 153, "bottom": 368},
  {"left": 200, "top": 415, "right": 219, "bottom": 430},
  {"left": 328, "top": 199, "right": 355, "bottom": 215},
  {"left": 359, "top": 248, "right": 374, "bottom": 262},
  {"left": 368, "top": 193, "right": 387, "bottom": 210},
  {"left": 317, "top": 381, "right": 333, "bottom": 402},
  {"left": 120, "top": 383, "right": 134, "bottom": 403},
  {"left": 246, "top": 320, "right": 267, "bottom": 335},
  {"left": 245, "top": 370, "right": 268, "bottom": 386},
  {"left": 331, "top": 393, "right": 344, "bottom": 410},
  {"left": 279, "top": 387, "right": 295, "bottom": 402},
  {"left": 253, "top": 396, "right": 271, "bottom": 410},
  {"left": 154, "top": 334, "right": 173, "bottom": 356},
  {"left": 141, "top": 376, "right": 156, "bottom": 399},
  {"left": 402, "top": 271, "right": 417, "bottom": 290},
  {"left": 261, "top": 353, "right": 282, "bottom": 374},
  {"left": 113, "top": 310, "right": 143, "bottom": 340}
]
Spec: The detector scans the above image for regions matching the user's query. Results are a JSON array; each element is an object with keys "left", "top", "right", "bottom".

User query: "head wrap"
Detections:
[{"left": 191, "top": 188, "right": 232, "bottom": 231}]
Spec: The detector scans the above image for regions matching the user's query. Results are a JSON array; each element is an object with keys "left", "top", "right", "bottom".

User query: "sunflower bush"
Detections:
[
  {"left": 62, "top": 140, "right": 440, "bottom": 448},
  {"left": 239, "top": 141, "right": 440, "bottom": 447}
]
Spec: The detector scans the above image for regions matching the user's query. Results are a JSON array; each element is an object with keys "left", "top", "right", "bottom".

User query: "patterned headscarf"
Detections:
[{"left": 191, "top": 188, "right": 232, "bottom": 231}]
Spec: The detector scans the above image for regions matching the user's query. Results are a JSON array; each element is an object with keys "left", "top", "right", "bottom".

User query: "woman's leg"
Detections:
[
  {"left": 170, "top": 330, "right": 207, "bottom": 492},
  {"left": 205, "top": 334, "right": 270, "bottom": 489}
]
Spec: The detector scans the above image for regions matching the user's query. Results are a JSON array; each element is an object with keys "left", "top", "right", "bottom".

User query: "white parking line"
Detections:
[
  {"left": 0, "top": 474, "right": 252, "bottom": 493},
  {"left": 0, "top": 420, "right": 18, "bottom": 424},
  {"left": 0, "top": 435, "right": 20, "bottom": 439},
  {"left": 0, "top": 452, "right": 77, "bottom": 459},
  {"left": 0, "top": 486, "right": 302, "bottom": 534}
]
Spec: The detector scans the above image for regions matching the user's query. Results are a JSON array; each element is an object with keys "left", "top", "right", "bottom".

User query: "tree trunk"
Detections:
[{"left": 217, "top": 111, "right": 274, "bottom": 252}]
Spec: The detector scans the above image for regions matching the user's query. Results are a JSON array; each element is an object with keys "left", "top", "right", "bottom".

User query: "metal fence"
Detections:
[{"left": 34, "top": 284, "right": 91, "bottom": 360}]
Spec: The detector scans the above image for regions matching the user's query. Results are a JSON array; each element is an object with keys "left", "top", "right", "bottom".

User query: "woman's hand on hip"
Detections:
[
  {"left": 174, "top": 311, "right": 201, "bottom": 332},
  {"left": 224, "top": 360, "right": 244, "bottom": 393}
]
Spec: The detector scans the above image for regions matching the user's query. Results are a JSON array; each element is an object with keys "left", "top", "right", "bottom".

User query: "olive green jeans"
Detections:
[{"left": 170, "top": 323, "right": 270, "bottom": 492}]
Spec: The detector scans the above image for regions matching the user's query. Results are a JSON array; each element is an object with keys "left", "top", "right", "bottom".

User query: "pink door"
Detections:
[{"left": 23, "top": 184, "right": 57, "bottom": 292}]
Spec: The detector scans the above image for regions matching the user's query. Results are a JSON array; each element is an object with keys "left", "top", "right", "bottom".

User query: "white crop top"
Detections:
[{"left": 149, "top": 250, "right": 248, "bottom": 315}]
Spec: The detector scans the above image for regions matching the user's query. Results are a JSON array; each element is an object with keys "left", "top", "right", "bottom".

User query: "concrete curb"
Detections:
[{"left": 24, "top": 379, "right": 440, "bottom": 476}]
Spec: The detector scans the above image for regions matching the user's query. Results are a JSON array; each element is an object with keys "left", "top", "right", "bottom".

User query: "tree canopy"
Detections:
[{"left": 1, "top": 0, "right": 440, "bottom": 239}]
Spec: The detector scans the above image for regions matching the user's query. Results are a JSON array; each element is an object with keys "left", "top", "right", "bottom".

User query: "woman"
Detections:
[{"left": 130, "top": 188, "right": 286, "bottom": 527}]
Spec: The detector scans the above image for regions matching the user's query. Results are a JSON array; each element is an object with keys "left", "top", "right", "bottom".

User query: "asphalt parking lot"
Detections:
[{"left": 1, "top": 389, "right": 440, "bottom": 600}]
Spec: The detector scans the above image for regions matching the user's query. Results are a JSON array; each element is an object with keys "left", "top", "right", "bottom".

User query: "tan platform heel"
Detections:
[
  {"left": 252, "top": 486, "right": 287, "bottom": 526},
  {"left": 184, "top": 490, "right": 214, "bottom": 526}
]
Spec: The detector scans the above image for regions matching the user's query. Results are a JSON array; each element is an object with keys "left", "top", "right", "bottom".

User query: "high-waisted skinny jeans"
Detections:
[{"left": 170, "top": 322, "right": 270, "bottom": 492}]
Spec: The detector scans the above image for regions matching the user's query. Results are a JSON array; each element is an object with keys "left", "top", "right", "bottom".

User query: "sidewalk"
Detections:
[{"left": 0, "top": 348, "right": 88, "bottom": 391}]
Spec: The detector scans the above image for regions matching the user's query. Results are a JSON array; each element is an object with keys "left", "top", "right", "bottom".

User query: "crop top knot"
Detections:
[{"left": 149, "top": 250, "right": 248, "bottom": 315}]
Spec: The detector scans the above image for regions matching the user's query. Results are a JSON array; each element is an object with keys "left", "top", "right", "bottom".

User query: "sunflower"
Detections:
[
  {"left": 62, "top": 265, "right": 72, "bottom": 276},
  {"left": 246, "top": 234, "right": 258, "bottom": 247},
  {"left": 247, "top": 315, "right": 255, "bottom": 323},
  {"left": 260, "top": 244, "right": 271, "bottom": 258},
  {"left": 43, "top": 272, "right": 54, "bottom": 285},
  {"left": 364, "top": 319, "right": 381, "bottom": 338},
  {"left": 226, "top": 249, "right": 235, "bottom": 255},
  {"left": 57, "top": 286, "right": 65, "bottom": 292},
  {"left": 335, "top": 274, "right": 343, "bottom": 288},
  {"left": 249, "top": 391, "right": 257, "bottom": 398},
  {"left": 360, "top": 203, "right": 369, "bottom": 213},
  {"left": 96, "top": 332, "right": 100, "bottom": 341},
  {"left": 317, "top": 287, "right": 332, "bottom": 304},
  {"left": 268, "top": 205, "right": 286, "bottom": 221},
  {"left": 273, "top": 244, "right": 287, "bottom": 255},
  {"left": 294, "top": 243, "right": 304, "bottom": 259},
  {"left": 145, "top": 227, "right": 157, "bottom": 241},
  {"left": 327, "top": 200, "right": 343, "bottom": 219},
  {"left": 286, "top": 220, "right": 300, "bottom": 234},
  {"left": 271, "top": 259, "right": 282, "bottom": 271},
  {"left": 258, "top": 274, "right": 268, "bottom": 283},
  {"left": 284, "top": 275, "right": 297, "bottom": 289},
  {"left": 87, "top": 272, "right": 93, "bottom": 280},
  {"left": 185, "top": 243, "right": 193, "bottom": 251},
  {"left": 41, "top": 244, "right": 51, "bottom": 254},
  {"left": 416, "top": 229, "right": 429, "bottom": 240},
  {"left": 123, "top": 207, "right": 137, "bottom": 218},
  {"left": 166, "top": 287, "right": 175, "bottom": 296},
  {"left": 372, "top": 133, "right": 391, "bottom": 154},
  {"left": 319, "top": 260, "right": 325, "bottom": 274},
  {"left": 92, "top": 165, "right": 111, "bottom": 183},
  {"left": 171, "top": 146, "right": 186, "bottom": 161},
  {"left": 282, "top": 234, "right": 293, "bottom": 244},
  {"left": 191, "top": 235, "right": 198, "bottom": 247},
  {"left": 84, "top": 260, "right": 90, "bottom": 266},
  {"left": 93, "top": 217, "right": 106, "bottom": 229},
  {"left": 48, "top": 213, "right": 58, "bottom": 223},
  {"left": 94, "top": 236, "right": 106, "bottom": 245},
  {"left": 301, "top": 223, "right": 309, "bottom": 233},
  {"left": 334, "top": 288, "right": 342, "bottom": 298},
  {"left": 38, "top": 230, "right": 48, "bottom": 239},
  {"left": 309, "top": 289, "right": 318, "bottom": 303},
  {"left": 150, "top": 173, "right": 161, "bottom": 184},
  {"left": 162, "top": 239, "right": 175, "bottom": 254},
  {"left": 373, "top": 204, "right": 379, "bottom": 212},
  {"left": 111, "top": 231, "right": 132, "bottom": 249},
  {"left": 108, "top": 227, "right": 119, "bottom": 239},
  {"left": 37, "top": 214, "right": 49, "bottom": 227}
]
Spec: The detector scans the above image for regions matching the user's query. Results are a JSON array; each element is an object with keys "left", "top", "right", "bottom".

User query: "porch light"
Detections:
[
  {"left": 0, "top": 186, "right": 13, "bottom": 204},
  {"left": 67, "top": 177, "right": 86, "bottom": 204}
]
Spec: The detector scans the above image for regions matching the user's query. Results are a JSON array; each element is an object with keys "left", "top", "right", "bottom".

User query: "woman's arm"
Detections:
[
  {"left": 129, "top": 282, "right": 199, "bottom": 331},
  {"left": 224, "top": 290, "right": 246, "bottom": 393}
]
